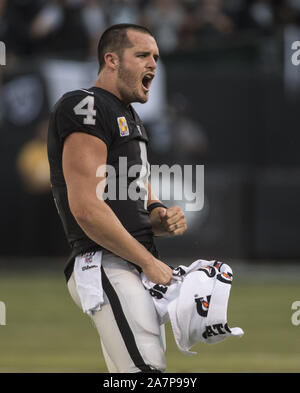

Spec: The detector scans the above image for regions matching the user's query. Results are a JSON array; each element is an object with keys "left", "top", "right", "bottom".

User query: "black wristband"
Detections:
[{"left": 147, "top": 202, "right": 167, "bottom": 214}]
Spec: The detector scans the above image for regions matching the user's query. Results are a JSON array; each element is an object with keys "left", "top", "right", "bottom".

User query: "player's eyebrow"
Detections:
[{"left": 136, "top": 51, "right": 160, "bottom": 62}]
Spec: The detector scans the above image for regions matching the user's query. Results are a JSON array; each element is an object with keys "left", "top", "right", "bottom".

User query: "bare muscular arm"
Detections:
[{"left": 62, "top": 132, "right": 173, "bottom": 285}]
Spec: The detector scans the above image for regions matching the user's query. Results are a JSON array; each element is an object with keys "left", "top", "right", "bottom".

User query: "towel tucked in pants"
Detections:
[{"left": 67, "top": 250, "right": 166, "bottom": 373}]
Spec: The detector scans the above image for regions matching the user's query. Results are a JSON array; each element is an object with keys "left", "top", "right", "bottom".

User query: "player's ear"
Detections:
[{"left": 103, "top": 52, "right": 119, "bottom": 70}]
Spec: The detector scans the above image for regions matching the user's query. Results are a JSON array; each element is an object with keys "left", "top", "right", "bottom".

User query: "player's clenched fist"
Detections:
[
  {"left": 142, "top": 257, "right": 173, "bottom": 285},
  {"left": 160, "top": 206, "right": 187, "bottom": 235},
  {"left": 150, "top": 205, "right": 187, "bottom": 236}
]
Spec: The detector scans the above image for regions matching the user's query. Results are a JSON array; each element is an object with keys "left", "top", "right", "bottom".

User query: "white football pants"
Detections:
[{"left": 67, "top": 251, "right": 166, "bottom": 373}]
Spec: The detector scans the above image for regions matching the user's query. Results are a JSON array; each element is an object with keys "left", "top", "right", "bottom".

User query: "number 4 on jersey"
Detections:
[{"left": 73, "top": 96, "right": 96, "bottom": 125}]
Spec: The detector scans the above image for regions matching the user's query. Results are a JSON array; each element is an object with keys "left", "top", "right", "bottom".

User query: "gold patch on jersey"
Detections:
[{"left": 117, "top": 116, "right": 129, "bottom": 137}]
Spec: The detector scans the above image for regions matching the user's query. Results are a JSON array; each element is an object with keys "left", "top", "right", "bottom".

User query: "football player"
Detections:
[{"left": 47, "top": 24, "right": 187, "bottom": 373}]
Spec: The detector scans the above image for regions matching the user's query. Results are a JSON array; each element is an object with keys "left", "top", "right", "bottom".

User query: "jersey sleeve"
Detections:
[{"left": 55, "top": 92, "right": 113, "bottom": 148}]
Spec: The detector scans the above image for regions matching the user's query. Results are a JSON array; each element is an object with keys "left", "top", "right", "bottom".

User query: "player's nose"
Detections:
[{"left": 146, "top": 56, "right": 157, "bottom": 71}]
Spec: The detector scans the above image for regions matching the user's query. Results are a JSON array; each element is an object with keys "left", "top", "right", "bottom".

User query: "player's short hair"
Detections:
[{"left": 97, "top": 24, "right": 155, "bottom": 72}]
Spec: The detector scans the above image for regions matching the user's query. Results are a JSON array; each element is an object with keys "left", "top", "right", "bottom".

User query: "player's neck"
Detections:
[{"left": 94, "top": 74, "right": 128, "bottom": 107}]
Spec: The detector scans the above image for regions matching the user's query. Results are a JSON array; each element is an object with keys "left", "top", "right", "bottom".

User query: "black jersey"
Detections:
[{"left": 47, "top": 87, "right": 156, "bottom": 281}]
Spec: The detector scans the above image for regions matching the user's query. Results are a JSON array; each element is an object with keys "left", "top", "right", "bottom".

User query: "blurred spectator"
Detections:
[
  {"left": 286, "top": 0, "right": 300, "bottom": 25},
  {"left": 223, "top": 0, "right": 252, "bottom": 31},
  {"left": 0, "top": 0, "right": 42, "bottom": 61},
  {"left": 29, "top": 0, "right": 89, "bottom": 59},
  {"left": 16, "top": 118, "right": 50, "bottom": 194},
  {"left": 141, "top": 0, "right": 185, "bottom": 53},
  {"left": 177, "top": 1, "right": 200, "bottom": 50},
  {"left": 81, "top": 0, "right": 107, "bottom": 57},
  {"left": 195, "top": 0, "right": 235, "bottom": 37},
  {"left": 105, "top": 0, "right": 141, "bottom": 26},
  {"left": 248, "top": 0, "right": 275, "bottom": 33},
  {"left": 178, "top": 0, "right": 236, "bottom": 51}
]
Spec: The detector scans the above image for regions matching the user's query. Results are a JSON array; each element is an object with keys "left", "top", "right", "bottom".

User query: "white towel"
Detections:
[
  {"left": 142, "top": 259, "right": 244, "bottom": 355},
  {"left": 73, "top": 251, "right": 104, "bottom": 316},
  {"left": 142, "top": 272, "right": 182, "bottom": 324}
]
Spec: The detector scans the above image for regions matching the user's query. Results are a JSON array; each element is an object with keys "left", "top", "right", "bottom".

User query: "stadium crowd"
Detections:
[{"left": 0, "top": 0, "right": 300, "bottom": 62}]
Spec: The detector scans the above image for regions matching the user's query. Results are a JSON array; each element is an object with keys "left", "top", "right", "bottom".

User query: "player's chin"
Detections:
[
  {"left": 136, "top": 95, "right": 149, "bottom": 104},
  {"left": 140, "top": 96, "right": 149, "bottom": 104},
  {"left": 139, "top": 86, "right": 150, "bottom": 103}
]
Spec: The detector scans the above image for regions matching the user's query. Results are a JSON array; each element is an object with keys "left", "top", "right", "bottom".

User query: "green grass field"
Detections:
[{"left": 0, "top": 268, "right": 300, "bottom": 373}]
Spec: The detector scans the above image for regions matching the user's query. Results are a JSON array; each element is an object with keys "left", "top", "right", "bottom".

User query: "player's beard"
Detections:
[{"left": 117, "top": 61, "right": 148, "bottom": 105}]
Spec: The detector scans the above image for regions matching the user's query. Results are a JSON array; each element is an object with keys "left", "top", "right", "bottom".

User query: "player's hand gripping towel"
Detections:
[
  {"left": 74, "top": 251, "right": 104, "bottom": 316},
  {"left": 141, "top": 260, "right": 244, "bottom": 355}
]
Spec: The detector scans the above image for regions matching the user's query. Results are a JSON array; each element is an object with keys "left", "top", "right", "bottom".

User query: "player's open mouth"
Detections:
[{"left": 142, "top": 73, "right": 154, "bottom": 92}]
